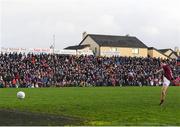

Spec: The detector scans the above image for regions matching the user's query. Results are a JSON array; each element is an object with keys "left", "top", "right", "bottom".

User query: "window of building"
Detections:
[
  {"left": 132, "top": 48, "right": 139, "bottom": 54},
  {"left": 111, "top": 48, "right": 118, "bottom": 52}
]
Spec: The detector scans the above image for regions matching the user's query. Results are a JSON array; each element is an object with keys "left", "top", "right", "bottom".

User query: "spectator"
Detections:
[{"left": 0, "top": 53, "right": 178, "bottom": 88}]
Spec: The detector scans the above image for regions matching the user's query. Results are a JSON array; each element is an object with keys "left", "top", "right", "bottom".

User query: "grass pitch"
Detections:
[{"left": 0, "top": 87, "right": 180, "bottom": 126}]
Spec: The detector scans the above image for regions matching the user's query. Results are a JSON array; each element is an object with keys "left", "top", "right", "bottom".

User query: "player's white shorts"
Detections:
[{"left": 163, "top": 76, "right": 170, "bottom": 86}]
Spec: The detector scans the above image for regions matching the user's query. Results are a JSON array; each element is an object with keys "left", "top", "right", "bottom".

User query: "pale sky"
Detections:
[{"left": 1, "top": 0, "right": 180, "bottom": 49}]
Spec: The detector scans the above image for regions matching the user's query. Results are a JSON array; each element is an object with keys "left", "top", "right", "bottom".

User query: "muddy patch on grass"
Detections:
[{"left": 0, "top": 109, "right": 84, "bottom": 126}]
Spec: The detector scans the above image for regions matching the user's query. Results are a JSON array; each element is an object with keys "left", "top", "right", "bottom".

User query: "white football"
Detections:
[{"left": 17, "top": 91, "right": 25, "bottom": 99}]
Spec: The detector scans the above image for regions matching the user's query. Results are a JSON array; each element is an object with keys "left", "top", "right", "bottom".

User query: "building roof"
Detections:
[
  {"left": 148, "top": 47, "right": 170, "bottom": 58},
  {"left": 158, "top": 48, "right": 178, "bottom": 58},
  {"left": 158, "top": 48, "right": 173, "bottom": 53},
  {"left": 169, "top": 51, "right": 178, "bottom": 57},
  {"left": 64, "top": 44, "right": 90, "bottom": 50},
  {"left": 80, "top": 34, "right": 148, "bottom": 48}
]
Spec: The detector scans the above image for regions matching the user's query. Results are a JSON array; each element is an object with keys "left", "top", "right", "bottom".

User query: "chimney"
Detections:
[
  {"left": 82, "top": 31, "right": 87, "bottom": 39},
  {"left": 125, "top": 34, "right": 130, "bottom": 37}
]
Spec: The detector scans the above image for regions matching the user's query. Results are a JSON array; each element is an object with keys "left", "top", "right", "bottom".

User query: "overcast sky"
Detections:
[{"left": 1, "top": 0, "right": 180, "bottom": 49}]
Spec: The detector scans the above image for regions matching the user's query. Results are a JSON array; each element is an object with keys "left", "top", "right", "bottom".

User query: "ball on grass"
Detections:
[{"left": 17, "top": 91, "right": 25, "bottom": 99}]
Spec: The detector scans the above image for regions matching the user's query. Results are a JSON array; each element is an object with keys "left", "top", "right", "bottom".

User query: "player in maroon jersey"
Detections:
[{"left": 155, "top": 61, "right": 174, "bottom": 105}]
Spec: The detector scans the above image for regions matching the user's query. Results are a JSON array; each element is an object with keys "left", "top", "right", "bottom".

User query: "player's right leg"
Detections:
[
  {"left": 159, "top": 77, "right": 170, "bottom": 105},
  {"left": 160, "top": 85, "right": 168, "bottom": 105}
]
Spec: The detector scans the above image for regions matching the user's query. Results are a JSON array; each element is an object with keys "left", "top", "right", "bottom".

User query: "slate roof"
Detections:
[
  {"left": 158, "top": 48, "right": 172, "bottom": 53},
  {"left": 158, "top": 48, "right": 178, "bottom": 58},
  {"left": 80, "top": 34, "right": 148, "bottom": 48}
]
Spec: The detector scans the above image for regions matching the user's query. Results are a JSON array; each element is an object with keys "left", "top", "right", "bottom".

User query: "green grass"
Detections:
[{"left": 0, "top": 87, "right": 180, "bottom": 125}]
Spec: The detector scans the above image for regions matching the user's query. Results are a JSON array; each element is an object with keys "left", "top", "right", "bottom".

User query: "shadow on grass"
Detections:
[{"left": 0, "top": 109, "right": 84, "bottom": 126}]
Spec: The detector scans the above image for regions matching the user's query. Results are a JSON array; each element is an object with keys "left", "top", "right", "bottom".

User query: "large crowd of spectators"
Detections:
[{"left": 0, "top": 53, "right": 179, "bottom": 88}]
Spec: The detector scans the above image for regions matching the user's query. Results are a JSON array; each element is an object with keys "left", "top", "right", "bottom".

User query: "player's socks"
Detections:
[{"left": 159, "top": 100, "right": 164, "bottom": 105}]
